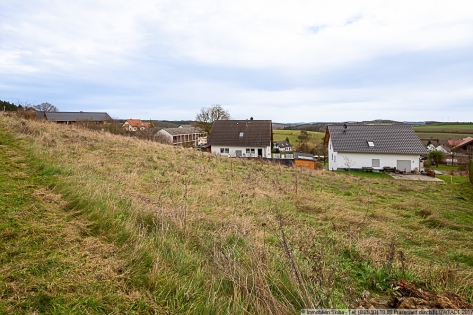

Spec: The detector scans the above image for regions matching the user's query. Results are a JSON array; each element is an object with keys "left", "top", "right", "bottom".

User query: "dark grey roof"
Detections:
[
  {"left": 36, "top": 111, "right": 46, "bottom": 120},
  {"left": 327, "top": 125, "right": 428, "bottom": 155},
  {"left": 294, "top": 152, "right": 315, "bottom": 160},
  {"left": 45, "top": 112, "right": 112, "bottom": 122},
  {"left": 161, "top": 127, "right": 205, "bottom": 136},
  {"left": 275, "top": 140, "right": 291, "bottom": 148},
  {"left": 208, "top": 120, "right": 272, "bottom": 147}
]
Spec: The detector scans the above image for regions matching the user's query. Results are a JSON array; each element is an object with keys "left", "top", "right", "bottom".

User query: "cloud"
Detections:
[{"left": 1, "top": 1, "right": 473, "bottom": 122}]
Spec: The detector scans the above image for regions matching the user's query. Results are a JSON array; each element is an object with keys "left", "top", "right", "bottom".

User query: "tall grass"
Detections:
[{"left": 1, "top": 113, "right": 472, "bottom": 313}]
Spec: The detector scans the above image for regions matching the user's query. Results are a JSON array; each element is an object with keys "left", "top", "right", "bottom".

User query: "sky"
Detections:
[{"left": 1, "top": 1, "right": 473, "bottom": 123}]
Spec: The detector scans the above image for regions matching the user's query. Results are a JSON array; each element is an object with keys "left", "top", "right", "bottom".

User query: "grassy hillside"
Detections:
[
  {"left": 273, "top": 130, "right": 325, "bottom": 151},
  {"left": 1, "top": 113, "right": 472, "bottom": 314}
]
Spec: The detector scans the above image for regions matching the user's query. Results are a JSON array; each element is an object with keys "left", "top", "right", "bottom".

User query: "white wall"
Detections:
[
  {"left": 331, "top": 152, "right": 422, "bottom": 171},
  {"left": 328, "top": 139, "right": 338, "bottom": 171},
  {"left": 211, "top": 145, "right": 272, "bottom": 158}
]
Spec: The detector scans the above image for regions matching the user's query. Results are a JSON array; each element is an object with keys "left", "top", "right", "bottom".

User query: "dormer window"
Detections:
[
  {"left": 239, "top": 132, "right": 244, "bottom": 137},
  {"left": 367, "top": 141, "right": 374, "bottom": 147}
]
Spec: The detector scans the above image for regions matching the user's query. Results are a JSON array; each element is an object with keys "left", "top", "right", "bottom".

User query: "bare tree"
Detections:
[
  {"left": 343, "top": 156, "right": 355, "bottom": 171},
  {"left": 33, "top": 102, "right": 58, "bottom": 112},
  {"left": 195, "top": 104, "right": 230, "bottom": 134}
]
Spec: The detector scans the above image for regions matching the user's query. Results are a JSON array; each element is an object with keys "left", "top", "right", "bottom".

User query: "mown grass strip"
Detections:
[{"left": 0, "top": 129, "right": 162, "bottom": 314}]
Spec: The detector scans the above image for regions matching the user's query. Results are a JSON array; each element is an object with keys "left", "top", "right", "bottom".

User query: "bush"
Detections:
[{"left": 423, "top": 160, "right": 431, "bottom": 168}]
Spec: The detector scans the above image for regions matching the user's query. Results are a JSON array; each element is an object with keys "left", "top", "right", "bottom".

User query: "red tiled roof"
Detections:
[
  {"left": 124, "top": 119, "right": 149, "bottom": 128},
  {"left": 448, "top": 139, "right": 463, "bottom": 146},
  {"left": 452, "top": 137, "right": 473, "bottom": 150}
]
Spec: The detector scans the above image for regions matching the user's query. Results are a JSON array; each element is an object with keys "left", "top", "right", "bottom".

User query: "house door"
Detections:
[
  {"left": 258, "top": 148, "right": 263, "bottom": 157},
  {"left": 236, "top": 150, "right": 242, "bottom": 157},
  {"left": 397, "top": 160, "right": 411, "bottom": 173}
]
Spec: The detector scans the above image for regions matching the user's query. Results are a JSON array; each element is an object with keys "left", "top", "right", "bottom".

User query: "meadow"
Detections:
[
  {"left": 412, "top": 124, "right": 473, "bottom": 144},
  {"left": 1, "top": 113, "right": 472, "bottom": 314},
  {"left": 413, "top": 124, "right": 473, "bottom": 133}
]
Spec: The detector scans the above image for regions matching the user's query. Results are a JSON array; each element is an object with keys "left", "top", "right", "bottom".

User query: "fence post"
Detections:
[{"left": 468, "top": 160, "right": 473, "bottom": 184}]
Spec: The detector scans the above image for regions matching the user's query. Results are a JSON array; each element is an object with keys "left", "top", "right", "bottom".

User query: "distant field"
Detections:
[
  {"left": 275, "top": 125, "right": 473, "bottom": 146},
  {"left": 416, "top": 132, "right": 473, "bottom": 144},
  {"left": 413, "top": 124, "right": 473, "bottom": 133},
  {"left": 273, "top": 129, "right": 325, "bottom": 145}
]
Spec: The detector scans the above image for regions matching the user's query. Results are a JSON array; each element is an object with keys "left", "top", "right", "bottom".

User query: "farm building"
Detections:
[
  {"left": 208, "top": 119, "right": 273, "bottom": 158},
  {"left": 324, "top": 124, "right": 428, "bottom": 172},
  {"left": 154, "top": 126, "right": 206, "bottom": 147}
]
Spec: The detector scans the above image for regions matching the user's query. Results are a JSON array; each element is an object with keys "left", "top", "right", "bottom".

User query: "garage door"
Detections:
[{"left": 397, "top": 160, "right": 411, "bottom": 172}]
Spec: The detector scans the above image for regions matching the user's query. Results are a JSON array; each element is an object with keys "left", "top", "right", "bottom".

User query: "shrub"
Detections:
[{"left": 423, "top": 160, "right": 431, "bottom": 168}]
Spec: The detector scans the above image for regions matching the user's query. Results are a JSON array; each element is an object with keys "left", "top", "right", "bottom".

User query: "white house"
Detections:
[
  {"left": 208, "top": 119, "right": 273, "bottom": 158},
  {"left": 122, "top": 119, "right": 154, "bottom": 131},
  {"left": 274, "top": 140, "right": 293, "bottom": 152},
  {"left": 324, "top": 124, "right": 429, "bottom": 172}
]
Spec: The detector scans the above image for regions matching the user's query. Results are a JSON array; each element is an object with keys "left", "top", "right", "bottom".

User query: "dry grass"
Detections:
[{"left": 1, "top": 112, "right": 472, "bottom": 313}]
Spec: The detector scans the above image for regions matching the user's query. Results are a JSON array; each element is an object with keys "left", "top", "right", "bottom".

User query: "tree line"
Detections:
[{"left": 1, "top": 99, "right": 58, "bottom": 112}]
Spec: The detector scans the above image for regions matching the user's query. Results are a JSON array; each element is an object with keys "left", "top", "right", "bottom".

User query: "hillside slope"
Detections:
[{"left": 1, "top": 113, "right": 472, "bottom": 314}]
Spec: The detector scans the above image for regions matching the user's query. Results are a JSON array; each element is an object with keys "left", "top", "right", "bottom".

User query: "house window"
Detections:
[
  {"left": 220, "top": 148, "right": 229, "bottom": 154},
  {"left": 246, "top": 148, "right": 255, "bottom": 155},
  {"left": 367, "top": 141, "right": 374, "bottom": 147},
  {"left": 239, "top": 132, "right": 244, "bottom": 137},
  {"left": 372, "top": 159, "right": 380, "bottom": 167}
]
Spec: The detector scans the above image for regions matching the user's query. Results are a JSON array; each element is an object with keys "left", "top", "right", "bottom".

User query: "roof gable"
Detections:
[
  {"left": 124, "top": 119, "right": 151, "bottom": 128},
  {"left": 452, "top": 137, "right": 473, "bottom": 150},
  {"left": 326, "top": 125, "right": 428, "bottom": 155},
  {"left": 275, "top": 140, "right": 291, "bottom": 148},
  {"left": 208, "top": 120, "right": 272, "bottom": 147},
  {"left": 160, "top": 127, "right": 204, "bottom": 136}
]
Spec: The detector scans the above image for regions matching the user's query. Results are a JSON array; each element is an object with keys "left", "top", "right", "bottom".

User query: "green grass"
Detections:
[
  {"left": 413, "top": 123, "right": 473, "bottom": 132},
  {"left": 436, "top": 175, "right": 470, "bottom": 184},
  {"left": 412, "top": 123, "right": 473, "bottom": 144},
  {"left": 0, "top": 127, "right": 164, "bottom": 314},
  {"left": 335, "top": 169, "right": 392, "bottom": 179},
  {"left": 430, "top": 165, "right": 459, "bottom": 172},
  {"left": 273, "top": 129, "right": 324, "bottom": 145},
  {"left": 1, "top": 113, "right": 473, "bottom": 313},
  {"left": 416, "top": 132, "right": 473, "bottom": 142}
]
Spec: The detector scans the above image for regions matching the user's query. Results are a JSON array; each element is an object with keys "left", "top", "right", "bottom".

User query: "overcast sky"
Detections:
[{"left": 1, "top": 1, "right": 472, "bottom": 123}]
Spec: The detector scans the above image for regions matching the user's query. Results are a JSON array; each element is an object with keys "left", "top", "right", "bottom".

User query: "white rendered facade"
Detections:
[
  {"left": 327, "top": 139, "right": 422, "bottom": 172},
  {"left": 211, "top": 145, "right": 272, "bottom": 158}
]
